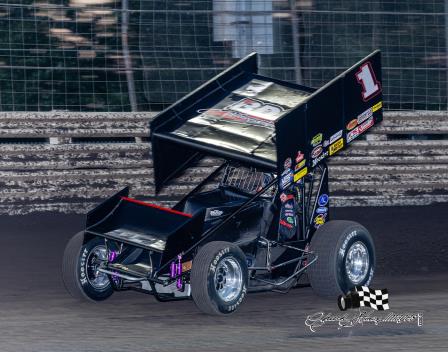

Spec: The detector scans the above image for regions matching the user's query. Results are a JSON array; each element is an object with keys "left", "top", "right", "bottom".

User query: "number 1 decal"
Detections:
[{"left": 356, "top": 62, "right": 381, "bottom": 101}]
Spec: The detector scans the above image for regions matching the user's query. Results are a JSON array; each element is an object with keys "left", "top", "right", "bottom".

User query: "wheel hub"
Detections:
[
  {"left": 345, "top": 241, "right": 369, "bottom": 285},
  {"left": 86, "top": 245, "right": 110, "bottom": 290},
  {"left": 214, "top": 257, "right": 243, "bottom": 302}
]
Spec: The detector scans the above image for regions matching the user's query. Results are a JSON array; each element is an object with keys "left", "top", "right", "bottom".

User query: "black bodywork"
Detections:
[{"left": 82, "top": 51, "right": 383, "bottom": 299}]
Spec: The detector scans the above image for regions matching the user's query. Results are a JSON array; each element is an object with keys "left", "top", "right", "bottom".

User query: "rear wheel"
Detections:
[
  {"left": 62, "top": 232, "right": 113, "bottom": 301},
  {"left": 191, "top": 241, "right": 248, "bottom": 315},
  {"left": 308, "top": 220, "right": 375, "bottom": 298}
]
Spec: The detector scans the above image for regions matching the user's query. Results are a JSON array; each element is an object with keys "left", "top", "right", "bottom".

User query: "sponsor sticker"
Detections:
[
  {"left": 372, "top": 101, "right": 383, "bottom": 112},
  {"left": 329, "top": 137, "right": 344, "bottom": 156},
  {"left": 346, "top": 119, "right": 358, "bottom": 130},
  {"left": 295, "top": 159, "right": 306, "bottom": 171},
  {"left": 316, "top": 207, "right": 328, "bottom": 214},
  {"left": 284, "top": 157, "right": 292, "bottom": 170},
  {"left": 329, "top": 130, "right": 343, "bottom": 144},
  {"left": 228, "top": 98, "right": 284, "bottom": 121},
  {"left": 314, "top": 214, "right": 326, "bottom": 228},
  {"left": 346, "top": 127, "right": 360, "bottom": 143},
  {"left": 311, "top": 151, "right": 328, "bottom": 167},
  {"left": 311, "top": 133, "right": 323, "bottom": 147},
  {"left": 358, "top": 116, "right": 374, "bottom": 133},
  {"left": 280, "top": 193, "right": 288, "bottom": 203},
  {"left": 346, "top": 117, "right": 374, "bottom": 143},
  {"left": 318, "top": 194, "right": 329, "bottom": 206},
  {"left": 357, "top": 107, "right": 373, "bottom": 125},
  {"left": 311, "top": 145, "right": 323, "bottom": 159},
  {"left": 294, "top": 167, "right": 308, "bottom": 182},
  {"left": 281, "top": 171, "right": 293, "bottom": 190},
  {"left": 210, "top": 209, "right": 224, "bottom": 217},
  {"left": 295, "top": 151, "right": 304, "bottom": 163}
]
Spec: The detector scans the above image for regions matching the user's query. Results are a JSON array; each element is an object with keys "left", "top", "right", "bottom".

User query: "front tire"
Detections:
[
  {"left": 191, "top": 241, "right": 248, "bottom": 315},
  {"left": 308, "top": 220, "right": 375, "bottom": 298},
  {"left": 62, "top": 232, "right": 113, "bottom": 301}
]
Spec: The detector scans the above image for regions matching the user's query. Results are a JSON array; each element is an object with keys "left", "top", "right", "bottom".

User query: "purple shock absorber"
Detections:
[
  {"left": 170, "top": 255, "right": 183, "bottom": 290},
  {"left": 176, "top": 255, "right": 182, "bottom": 290},
  {"left": 108, "top": 250, "right": 117, "bottom": 262}
]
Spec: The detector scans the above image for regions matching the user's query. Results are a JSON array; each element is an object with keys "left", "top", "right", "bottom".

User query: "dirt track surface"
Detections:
[{"left": 1, "top": 205, "right": 448, "bottom": 351}]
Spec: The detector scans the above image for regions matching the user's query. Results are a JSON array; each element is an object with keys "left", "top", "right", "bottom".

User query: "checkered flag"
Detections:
[{"left": 355, "top": 286, "right": 389, "bottom": 311}]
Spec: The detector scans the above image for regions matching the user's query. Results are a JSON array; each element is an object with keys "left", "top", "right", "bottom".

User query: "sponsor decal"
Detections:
[
  {"left": 311, "top": 151, "right": 328, "bottom": 167},
  {"left": 318, "top": 194, "right": 329, "bottom": 206},
  {"left": 284, "top": 157, "right": 292, "bottom": 170},
  {"left": 346, "top": 119, "right": 358, "bottom": 130},
  {"left": 358, "top": 116, "right": 374, "bottom": 134},
  {"left": 286, "top": 216, "right": 295, "bottom": 224},
  {"left": 372, "top": 101, "right": 383, "bottom": 112},
  {"left": 311, "top": 145, "right": 323, "bottom": 159},
  {"left": 316, "top": 206, "right": 328, "bottom": 214},
  {"left": 295, "top": 151, "right": 304, "bottom": 163},
  {"left": 329, "top": 137, "right": 344, "bottom": 156},
  {"left": 347, "top": 126, "right": 360, "bottom": 143},
  {"left": 210, "top": 209, "right": 224, "bottom": 217},
  {"left": 280, "top": 193, "right": 288, "bottom": 203},
  {"left": 314, "top": 214, "right": 326, "bottom": 228},
  {"left": 284, "top": 203, "right": 293, "bottom": 209},
  {"left": 311, "top": 133, "right": 323, "bottom": 147},
  {"left": 228, "top": 97, "right": 284, "bottom": 121},
  {"left": 357, "top": 107, "right": 373, "bottom": 125},
  {"left": 329, "top": 130, "right": 343, "bottom": 144},
  {"left": 280, "top": 193, "right": 294, "bottom": 203},
  {"left": 202, "top": 108, "right": 274, "bottom": 128},
  {"left": 280, "top": 171, "right": 293, "bottom": 190},
  {"left": 294, "top": 159, "right": 306, "bottom": 171},
  {"left": 323, "top": 140, "right": 330, "bottom": 147},
  {"left": 294, "top": 167, "right": 308, "bottom": 182},
  {"left": 280, "top": 219, "right": 293, "bottom": 229},
  {"left": 346, "top": 117, "right": 374, "bottom": 143},
  {"left": 281, "top": 168, "right": 291, "bottom": 176}
]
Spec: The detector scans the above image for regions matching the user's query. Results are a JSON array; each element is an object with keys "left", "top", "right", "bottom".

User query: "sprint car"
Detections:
[{"left": 62, "top": 51, "right": 382, "bottom": 315}]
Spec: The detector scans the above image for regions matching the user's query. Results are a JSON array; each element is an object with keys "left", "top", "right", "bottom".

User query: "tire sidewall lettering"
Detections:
[
  {"left": 79, "top": 247, "right": 88, "bottom": 286},
  {"left": 206, "top": 246, "right": 247, "bottom": 314},
  {"left": 209, "top": 247, "right": 230, "bottom": 274}
]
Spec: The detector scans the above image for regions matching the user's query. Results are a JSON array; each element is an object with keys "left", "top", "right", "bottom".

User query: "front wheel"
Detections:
[
  {"left": 62, "top": 232, "right": 113, "bottom": 301},
  {"left": 190, "top": 241, "right": 248, "bottom": 315},
  {"left": 308, "top": 220, "right": 375, "bottom": 298}
]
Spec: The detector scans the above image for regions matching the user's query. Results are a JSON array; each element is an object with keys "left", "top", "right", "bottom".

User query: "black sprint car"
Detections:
[{"left": 62, "top": 51, "right": 383, "bottom": 315}]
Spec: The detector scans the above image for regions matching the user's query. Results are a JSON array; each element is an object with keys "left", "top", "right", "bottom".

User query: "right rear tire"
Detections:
[
  {"left": 307, "top": 220, "right": 375, "bottom": 298},
  {"left": 191, "top": 241, "right": 248, "bottom": 315}
]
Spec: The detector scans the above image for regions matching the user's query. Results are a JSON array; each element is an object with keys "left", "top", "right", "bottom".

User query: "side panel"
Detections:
[{"left": 275, "top": 50, "right": 382, "bottom": 184}]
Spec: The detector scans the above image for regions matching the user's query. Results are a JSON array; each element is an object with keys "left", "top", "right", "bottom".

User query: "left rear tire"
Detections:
[{"left": 62, "top": 232, "right": 113, "bottom": 301}]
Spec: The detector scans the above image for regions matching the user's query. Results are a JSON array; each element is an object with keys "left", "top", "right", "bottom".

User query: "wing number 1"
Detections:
[{"left": 356, "top": 62, "right": 381, "bottom": 101}]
